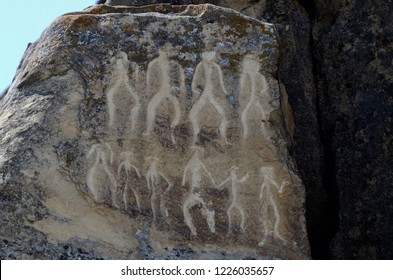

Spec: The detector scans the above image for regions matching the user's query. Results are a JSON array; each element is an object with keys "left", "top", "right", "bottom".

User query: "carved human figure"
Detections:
[
  {"left": 216, "top": 166, "right": 249, "bottom": 235},
  {"left": 239, "top": 55, "right": 272, "bottom": 139},
  {"left": 86, "top": 143, "right": 119, "bottom": 208},
  {"left": 144, "top": 45, "right": 185, "bottom": 143},
  {"left": 117, "top": 151, "right": 141, "bottom": 211},
  {"left": 145, "top": 157, "right": 173, "bottom": 224},
  {"left": 189, "top": 51, "right": 229, "bottom": 144},
  {"left": 258, "top": 166, "right": 290, "bottom": 247},
  {"left": 106, "top": 52, "right": 140, "bottom": 135},
  {"left": 182, "top": 147, "right": 216, "bottom": 236}
]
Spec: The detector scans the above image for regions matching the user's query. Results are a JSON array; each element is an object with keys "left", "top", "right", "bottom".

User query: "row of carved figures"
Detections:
[
  {"left": 86, "top": 143, "right": 289, "bottom": 247},
  {"left": 106, "top": 49, "right": 274, "bottom": 144}
]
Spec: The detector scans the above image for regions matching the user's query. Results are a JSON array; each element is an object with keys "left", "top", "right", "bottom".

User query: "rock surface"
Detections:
[
  {"left": 99, "top": 0, "right": 329, "bottom": 259},
  {"left": 4, "top": 0, "right": 391, "bottom": 260},
  {"left": 0, "top": 4, "right": 309, "bottom": 259},
  {"left": 104, "top": 0, "right": 393, "bottom": 260},
  {"left": 312, "top": 0, "right": 393, "bottom": 259}
]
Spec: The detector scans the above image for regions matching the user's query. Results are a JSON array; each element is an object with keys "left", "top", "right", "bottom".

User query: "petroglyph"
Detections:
[
  {"left": 216, "top": 166, "right": 249, "bottom": 235},
  {"left": 189, "top": 51, "right": 229, "bottom": 144},
  {"left": 87, "top": 52, "right": 296, "bottom": 246},
  {"left": 117, "top": 151, "right": 141, "bottom": 211},
  {"left": 106, "top": 52, "right": 141, "bottom": 135},
  {"left": 145, "top": 157, "right": 173, "bottom": 224},
  {"left": 258, "top": 166, "right": 290, "bottom": 247},
  {"left": 1, "top": 3, "right": 311, "bottom": 259},
  {"left": 144, "top": 45, "right": 185, "bottom": 143},
  {"left": 239, "top": 55, "right": 272, "bottom": 139},
  {"left": 86, "top": 143, "right": 119, "bottom": 208},
  {"left": 182, "top": 147, "right": 216, "bottom": 236}
]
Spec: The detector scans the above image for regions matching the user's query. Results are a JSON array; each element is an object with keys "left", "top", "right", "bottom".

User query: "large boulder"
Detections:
[
  {"left": 0, "top": 4, "right": 309, "bottom": 259},
  {"left": 100, "top": 0, "right": 329, "bottom": 259},
  {"left": 96, "top": 0, "right": 393, "bottom": 259}
]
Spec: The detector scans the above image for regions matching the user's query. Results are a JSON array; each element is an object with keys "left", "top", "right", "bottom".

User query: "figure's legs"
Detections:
[
  {"left": 189, "top": 99, "right": 204, "bottom": 143},
  {"left": 86, "top": 165, "right": 100, "bottom": 202},
  {"left": 107, "top": 90, "right": 116, "bottom": 128},
  {"left": 201, "top": 201, "right": 215, "bottom": 233},
  {"left": 206, "top": 209, "right": 215, "bottom": 233},
  {"left": 160, "top": 198, "right": 169, "bottom": 218},
  {"left": 258, "top": 205, "right": 270, "bottom": 247},
  {"left": 131, "top": 187, "right": 141, "bottom": 211},
  {"left": 151, "top": 191, "right": 159, "bottom": 224},
  {"left": 111, "top": 191, "right": 119, "bottom": 209},
  {"left": 208, "top": 96, "right": 229, "bottom": 144},
  {"left": 238, "top": 205, "right": 246, "bottom": 233},
  {"left": 130, "top": 93, "right": 141, "bottom": 133},
  {"left": 123, "top": 177, "right": 130, "bottom": 210},
  {"left": 241, "top": 101, "right": 252, "bottom": 139},
  {"left": 182, "top": 193, "right": 201, "bottom": 236},
  {"left": 144, "top": 94, "right": 163, "bottom": 136},
  {"left": 226, "top": 204, "right": 235, "bottom": 235},
  {"left": 271, "top": 197, "right": 286, "bottom": 244},
  {"left": 168, "top": 95, "right": 181, "bottom": 144},
  {"left": 104, "top": 163, "right": 119, "bottom": 209}
]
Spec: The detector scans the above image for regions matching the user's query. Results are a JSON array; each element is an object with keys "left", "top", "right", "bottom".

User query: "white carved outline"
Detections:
[
  {"left": 189, "top": 51, "right": 229, "bottom": 144},
  {"left": 86, "top": 143, "right": 119, "bottom": 208},
  {"left": 216, "top": 166, "right": 249, "bottom": 235},
  {"left": 182, "top": 147, "right": 216, "bottom": 236},
  {"left": 145, "top": 156, "right": 173, "bottom": 224},
  {"left": 144, "top": 47, "right": 185, "bottom": 143},
  {"left": 239, "top": 55, "right": 270, "bottom": 139},
  {"left": 106, "top": 52, "right": 141, "bottom": 134},
  {"left": 117, "top": 151, "right": 141, "bottom": 211},
  {"left": 258, "top": 166, "right": 289, "bottom": 247}
]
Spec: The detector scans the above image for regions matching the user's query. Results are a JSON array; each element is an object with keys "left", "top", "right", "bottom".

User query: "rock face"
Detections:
[
  {"left": 103, "top": 0, "right": 393, "bottom": 260},
  {"left": 99, "top": 0, "right": 329, "bottom": 259},
  {"left": 311, "top": 0, "right": 393, "bottom": 259},
  {"left": 0, "top": 4, "right": 309, "bottom": 259}
]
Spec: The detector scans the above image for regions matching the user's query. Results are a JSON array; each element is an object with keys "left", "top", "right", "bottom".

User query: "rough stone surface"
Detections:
[
  {"left": 312, "top": 0, "right": 393, "bottom": 259},
  {"left": 0, "top": 4, "right": 309, "bottom": 259},
  {"left": 163, "top": 0, "right": 393, "bottom": 260},
  {"left": 4, "top": 0, "right": 391, "bottom": 260},
  {"left": 100, "top": 0, "right": 330, "bottom": 260}
]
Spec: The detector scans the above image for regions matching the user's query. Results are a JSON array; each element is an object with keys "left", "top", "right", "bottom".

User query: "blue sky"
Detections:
[{"left": 0, "top": 0, "right": 96, "bottom": 94}]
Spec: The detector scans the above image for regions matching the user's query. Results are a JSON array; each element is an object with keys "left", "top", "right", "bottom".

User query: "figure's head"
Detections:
[
  {"left": 202, "top": 51, "right": 217, "bottom": 62},
  {"left": 111, "top": 51, "right": 129, "bottom": 70},
  {"left": 242, "top": 54, "right": 260, "bottom": 72},
  {"left": 190, "top": 145, "right": 204, "bottom": 156},
  {"left": 260, "top": 166, "right": 275, "bottom": 178},
  {"left": 146, "top": 156, "right": 160, "bottom": 163},
  {"left": 158, "top": 42, "right": 173, "bottom": 57},
  {"left": 228, "top": 166, "right": 239, "bottom": 175},
  {"left": 119, "top": 151, "right": 135, "bottom": 161}
]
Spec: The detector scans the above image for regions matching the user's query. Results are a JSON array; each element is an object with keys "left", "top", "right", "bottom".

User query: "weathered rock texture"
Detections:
[
  {"left": 312, "top": 0, "right": 393, "bottom": 259},
  {"left": 109, "top": 0, "right": 393, "bottom": 260},
  {"left": 119, "top": 0, "right": 393, "bottom": 260},
  {"left": 97, "top": 0, "right": 329, "bottom": 259},
  {"left": 0, "top": 4, "right": 309, "bottom": 259},
  {"left": 3, "top": 0, "right": 392, "bottom": 260}
]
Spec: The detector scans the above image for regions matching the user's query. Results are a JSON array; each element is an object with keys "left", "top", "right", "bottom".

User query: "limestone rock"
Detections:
[
  {"left": 93, "top": 0, "right": 393, "bottom": 259},
  {"left": 101, "top": 0, "right": 328, "bottom": 259},
  {"left": 0, "top": 4, "right": 309, "bottom": 259}
]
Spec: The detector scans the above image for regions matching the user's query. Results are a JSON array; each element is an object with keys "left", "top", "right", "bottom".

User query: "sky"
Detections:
[{"left": 0, "top": 0, "right": 97, "bottom": 95}]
